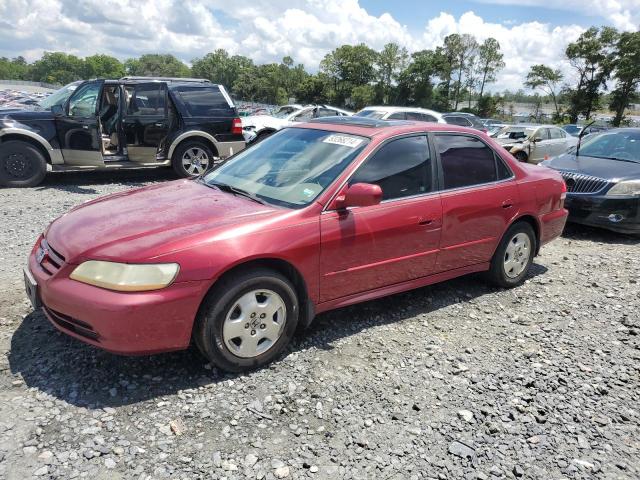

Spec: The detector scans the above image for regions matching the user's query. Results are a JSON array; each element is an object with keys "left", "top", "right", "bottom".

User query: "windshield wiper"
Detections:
[
  {"left": 588, "top": 155, "right": 638, "bottom": 164},
  {"left": 209, "top": 182, "right": 268, "bottom": 205}
]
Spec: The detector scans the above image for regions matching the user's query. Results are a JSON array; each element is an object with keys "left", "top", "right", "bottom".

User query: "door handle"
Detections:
[
  {"left": 501, "top": 200, "right": 514, "bottom": 209},
  {"left": 418, "top": 218, "right": 434, "bottom": 226},
  {"left": 154, "top": 122, "right": 165, "bottom": 127},
  {"left": 82, "top": 125, "right": 89, "bottom": 129}
]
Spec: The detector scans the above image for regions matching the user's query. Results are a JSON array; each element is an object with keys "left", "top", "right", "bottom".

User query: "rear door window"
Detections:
[
  {"left": 174, "top": 86, "right": 230, "bottom": 116},
  {"left": 444, "top": 116, "right": 472, "bottom": 127},
  {"left": 435, "top": 134, "right": 505, "bottom": 189},
  {"left": 126, "top": 83, "right": 166, "bottom": 116}
]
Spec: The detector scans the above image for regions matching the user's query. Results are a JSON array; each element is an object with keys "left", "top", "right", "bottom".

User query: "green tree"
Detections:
[
  {"left": 565, "top": 26, "right": 618, "bottom": 122},
  {"left": 124, "top": 54, "right": 190, "bottom": 77},
  {"left": 475, "top": 94, "right": 497, "bottom": 117},
  {"left": 524, "top": 64, "right": 564, "bottom": 120},
  {"left": 83, "top": 54, "right": 125, "bottom": 79},
  {"left": 320, "top": 44, "right": 378, "bottom": 105},
  {"left": 350, "top": 84, "right": 375, "bottom": 110},
  {"left": 30, "top": 52, "right": 84, "bottom": 84},
  {"left": 476, "top": 38, "right": 504, "bottom": 99},
  {"left": 191, "top": 49, "right": 254, "bottom": 89},
  {"left": 609, "top": 31, "right": 640, "bottom": 127},
  {"left": 295, "top": 74, "right": 330, "bottom": 104},
  {"left": 396, "top": 50, "right": 437, "bottom": 107},
  {"left": 450, "top": 34, "right": 478, "bottom": 110},
  {"left": 375, "top": 42, "right": 409, "bottom": 103},
  {"left": 0, "top": 56, "right": 31, "bottom": 80}
]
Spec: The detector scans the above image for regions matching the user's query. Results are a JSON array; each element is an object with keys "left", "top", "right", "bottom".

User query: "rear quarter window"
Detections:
[{"left": 174, "top": 86, "right": 232, "bottom": 116}]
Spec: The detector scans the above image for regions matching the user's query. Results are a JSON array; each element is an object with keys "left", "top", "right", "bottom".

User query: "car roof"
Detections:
[
  {"left": 358, "top": 106, "right": 443, "bottom": 116},
  {"left": 294, "top": 116, "right": 483, "bottom": 138}
]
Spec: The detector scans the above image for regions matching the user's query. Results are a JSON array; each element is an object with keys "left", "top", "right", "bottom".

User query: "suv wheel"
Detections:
[
  {"left": 487, "top": 222, "right": 536, "bottom": 288},
  {"left": 193, "top": 268, "right": 299, "bottom": 372},
  {"left": 0, "top": 140, "right": 47, "bottom": 187},
  {"left": 172, "top": 141, "right": 215, "bottom": 177}
]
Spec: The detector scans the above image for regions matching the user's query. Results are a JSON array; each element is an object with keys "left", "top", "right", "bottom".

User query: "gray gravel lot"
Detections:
[{"left": 0, "top": 169, "right": 638, "bottom": 480}]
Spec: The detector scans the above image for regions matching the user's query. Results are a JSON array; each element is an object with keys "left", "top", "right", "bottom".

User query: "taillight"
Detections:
[
  {"left": 560, "top": 180, "right": 567, "bottom": 207},
  {"left": 232, "top": 118, "right": 242, "bottom": 135}
]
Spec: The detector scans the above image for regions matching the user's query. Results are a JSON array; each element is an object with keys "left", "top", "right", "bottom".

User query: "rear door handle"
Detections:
[
  {"left": 418, "top": 217, "right": 435, "bottom": 226},
  {"left": 502, "top": 200, "right": 514, "bottom": 209},
  {"left": 154, "top": 122, "right": 165, "bottom": 127}
]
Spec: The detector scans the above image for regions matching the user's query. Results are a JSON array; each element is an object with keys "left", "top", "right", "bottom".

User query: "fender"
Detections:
[
  {"left": 0, "top": 127, "right": 64, "bottom": 164},
  {"left": 167, "top": 130, "right": 220, "bottom": 159}
]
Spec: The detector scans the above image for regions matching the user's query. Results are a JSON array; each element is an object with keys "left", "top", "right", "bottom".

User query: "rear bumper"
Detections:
[
  {"left": 564, "top": 194, "right": 640, "bottom": 234},
  {"left": 216, "top": 140, "right": 245, "bottom": 158},
  {"left": 28, "top": 252, "right": 210, "bottom": 355},
  {"left": 539, "top": 208, "right": 568, "bottom": 247}
]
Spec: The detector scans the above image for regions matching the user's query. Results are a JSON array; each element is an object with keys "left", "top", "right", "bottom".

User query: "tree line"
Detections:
[{"left": 1, "top": 26, "right": 637, "bottom": 125}]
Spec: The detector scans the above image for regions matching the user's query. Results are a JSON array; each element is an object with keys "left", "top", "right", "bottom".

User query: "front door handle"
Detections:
[
  {"left": 154, "top": 122, "right": 165, "bottom": 127},
  {"left": 418, "top": 219, "right": 433, "bottom": 225},
  {"left": 82, "top": 125, "right": 89, "bottom": 129},
  {"left": 502, "top": 200, "right": 514, "bottom": 209}
]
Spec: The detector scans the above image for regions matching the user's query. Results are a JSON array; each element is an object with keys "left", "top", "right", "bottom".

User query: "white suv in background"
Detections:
[
  {"left": 354, "top": 106, "right": 446, "bottom": 124},
  {"left": 493, "top": 124, "right": 578, "bottom": 163},
  {"left": 242, "top": 105, "right": 353, "bottom": 142}
]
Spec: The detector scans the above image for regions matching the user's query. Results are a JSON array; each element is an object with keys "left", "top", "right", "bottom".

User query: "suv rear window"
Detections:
[{"left": 174, "top": 86, "right": 230, "bottom": 116}]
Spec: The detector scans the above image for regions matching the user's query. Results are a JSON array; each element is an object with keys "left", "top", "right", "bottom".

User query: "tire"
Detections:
[
  {"left": 193, "top": 268, "right": 299, "bottom": 372},
  {"left": 487, "top": 222, "right": 536, "bottom": 288},
  {"left": 171, "top": 140, "right": 215, "bottom": 178},
  {"left": 253, "top": 130, "right": 274, "bottom": 144},
  {"left": 0, "top": 140, "right": 47, "bottom": 187},
  {"left": 514, "top": 151, "right": 528, "bottom": 163}
]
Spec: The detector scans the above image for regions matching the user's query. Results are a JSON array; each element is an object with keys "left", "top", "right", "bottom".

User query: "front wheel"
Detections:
[
  {"left": 487, "top": 222, "right": 536, "bottom": 288},
  {"left": 171, "top": 141, "right": 215, "bottom": 178},
  {"left": 514, "top": 151, "right": 528, "bottom": 163},
  {"left": 0, "top": 140, "right": 47, "bottom": 187},
  {"left": 193, "top": 268, "right": 299, "bottom": 372}
]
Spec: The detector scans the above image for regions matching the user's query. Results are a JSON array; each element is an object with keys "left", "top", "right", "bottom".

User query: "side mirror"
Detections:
[
  {"left": 332, "top": 183, "right": 383, "bottom": 210},
  {"left": 533, "top": 136, "right": 543, "bottom": 143},
  {"left": 51, "top": 104, "right": 64, "bottom": 116}
]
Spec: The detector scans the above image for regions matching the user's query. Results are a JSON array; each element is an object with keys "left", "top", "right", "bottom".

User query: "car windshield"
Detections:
[
  {"left": 203, "top": 128, "right": 369, "bottom": 208},
  {"left": 579, "top": 130, "right": 640, "bottom": 162},
  {"left": 563, "top": 125, "right": 581, "bottom": 135},
  {"left": 496, "top": 127, "right": 535, "bottom": 140},
  {"left": 272, "top": 106, "right": 299, "bottom": 119},
  {"left": 38, "top": 81, "right": 81, "bottom": 110},
  {"left": 355, "top": 110, "right": 386, "bottom": 119}
]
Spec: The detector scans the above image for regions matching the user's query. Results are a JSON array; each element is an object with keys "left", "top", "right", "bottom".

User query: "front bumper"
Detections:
[
  {"left": 27, "top": 245, "right": 210, "bottom": 355},
  {"left": 564, "top": 194, "right": 640, "bottom": 234}
]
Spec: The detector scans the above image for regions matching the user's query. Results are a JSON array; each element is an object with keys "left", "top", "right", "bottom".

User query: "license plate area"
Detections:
[{"left": 24, "top": 267, "right": 42, "bottom": 309}]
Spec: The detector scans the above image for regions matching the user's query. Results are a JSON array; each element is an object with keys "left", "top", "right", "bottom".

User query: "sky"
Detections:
[{"left": 0, "top": 0, "right": 638, "bottom": 91}]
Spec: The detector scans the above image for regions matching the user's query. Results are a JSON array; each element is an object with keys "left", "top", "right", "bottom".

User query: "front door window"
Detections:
[{"left": 67, "top": 82, "right": 101, "bottom": 117}]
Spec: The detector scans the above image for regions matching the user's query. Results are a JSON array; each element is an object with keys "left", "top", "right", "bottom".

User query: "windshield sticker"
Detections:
[
  {"left": 303, "top": 188, "right": 315, "bottom": 197},
  {"left": 323, "top": 135, "right": 363, "bottom": 148}
]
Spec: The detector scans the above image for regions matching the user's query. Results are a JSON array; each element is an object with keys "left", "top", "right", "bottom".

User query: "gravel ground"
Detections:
[{"left": 0, "top": 169, "right": 638, "bottom": 480}]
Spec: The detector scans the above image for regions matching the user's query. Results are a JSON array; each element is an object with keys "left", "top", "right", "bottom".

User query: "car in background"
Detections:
[
  {"left": 354, "top": 106, "right": 446, "bottom": 123},
  {"left": 494, "top": 124, "right": 577, "bottom": 163},
  {"left": 241, "top": 104, "right": 353, "bottom": 143},
  {"left": 442, "top": 112, "right": 486, "bottom": 131},
  {"left": 0, "top": 77, "right": 245, "bottom": 187},
  {"left": 24, "top": 116, "right": 567, "bottom": 372},
  {"left": 563, "top": 123, "right": 610, "bottom": 137},
  {"left": 542, "top": 128, "right": 640, "bottom": 234},
  {"left": 482, "top": 118, "right": 503, "bottom": 128}
]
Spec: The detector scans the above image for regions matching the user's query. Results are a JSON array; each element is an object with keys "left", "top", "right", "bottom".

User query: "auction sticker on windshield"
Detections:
[{"left": 323, "top": 134, "right": 363, "bottom": 148}]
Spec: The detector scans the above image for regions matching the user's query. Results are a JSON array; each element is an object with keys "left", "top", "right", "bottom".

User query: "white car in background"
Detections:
[
  {"left": 493, "top": 124, "right": 578, "bottom": 163},
  {"left": 354, "top": 106, "right": 446, "bottom": 124},
  {"left": 242, "top": 105, "right": 353, "bottom": 142}
]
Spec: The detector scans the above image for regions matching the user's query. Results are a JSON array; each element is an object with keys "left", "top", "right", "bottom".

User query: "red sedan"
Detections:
[{"left": 24, "top": 117, "right": 568, "bottom": 371}]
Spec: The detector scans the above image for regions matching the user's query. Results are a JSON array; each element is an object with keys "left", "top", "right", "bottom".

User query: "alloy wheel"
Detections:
[
  {"left": 181, "top": 147, "right": 210, "bottom": 175},
  {"left": 503, "top": 232, "right": 531, "bottom": 279},
  {"left": 222, "top": 289, "right": 287, "bottom": 358}
]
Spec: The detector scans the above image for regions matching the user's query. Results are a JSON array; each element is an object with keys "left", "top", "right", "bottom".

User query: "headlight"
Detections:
[
  {"left": 70, "top": 261, "right": 179, "bottom": 291},
  {"left": 606, "top": 180, "right": 640, "bottom": 197}
]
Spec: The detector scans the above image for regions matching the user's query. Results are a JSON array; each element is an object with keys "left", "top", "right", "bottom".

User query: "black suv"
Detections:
[{"left": 0, "top": 77, "right": 245, "bottom": 187}]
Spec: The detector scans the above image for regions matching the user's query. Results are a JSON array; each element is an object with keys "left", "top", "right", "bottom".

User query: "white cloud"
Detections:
[{"left": 0, "top": 0, "right": 635, "bottom": 92}]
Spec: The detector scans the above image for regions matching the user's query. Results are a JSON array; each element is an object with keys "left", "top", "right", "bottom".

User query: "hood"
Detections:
[
  {"left": 0, "top": 108, "right": 51, "bottom": 120},
  {"left": 45, "top": 179, "right": 285, "bottom": 263},
  {"left": 544, "top": 153, "right": 640, "bottom": 181}
]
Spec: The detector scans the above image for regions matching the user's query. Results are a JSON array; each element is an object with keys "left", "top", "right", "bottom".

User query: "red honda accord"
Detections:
[{"left": 24, "top": 117, "right": 567, "bottom": 371}]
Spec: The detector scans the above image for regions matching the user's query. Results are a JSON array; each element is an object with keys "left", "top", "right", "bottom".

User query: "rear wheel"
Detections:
[
  {"left": 0, "top": 140, "right": 47, "bottom": 187},
  {"left": 171, "top": 140, "right": 215, "bottom": 178},
  {"left": 487, "top": 222, "right": 536, "bottom": 288},
  {"left": 193, "top": 268, "right": 299, "bottom": 372}
]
